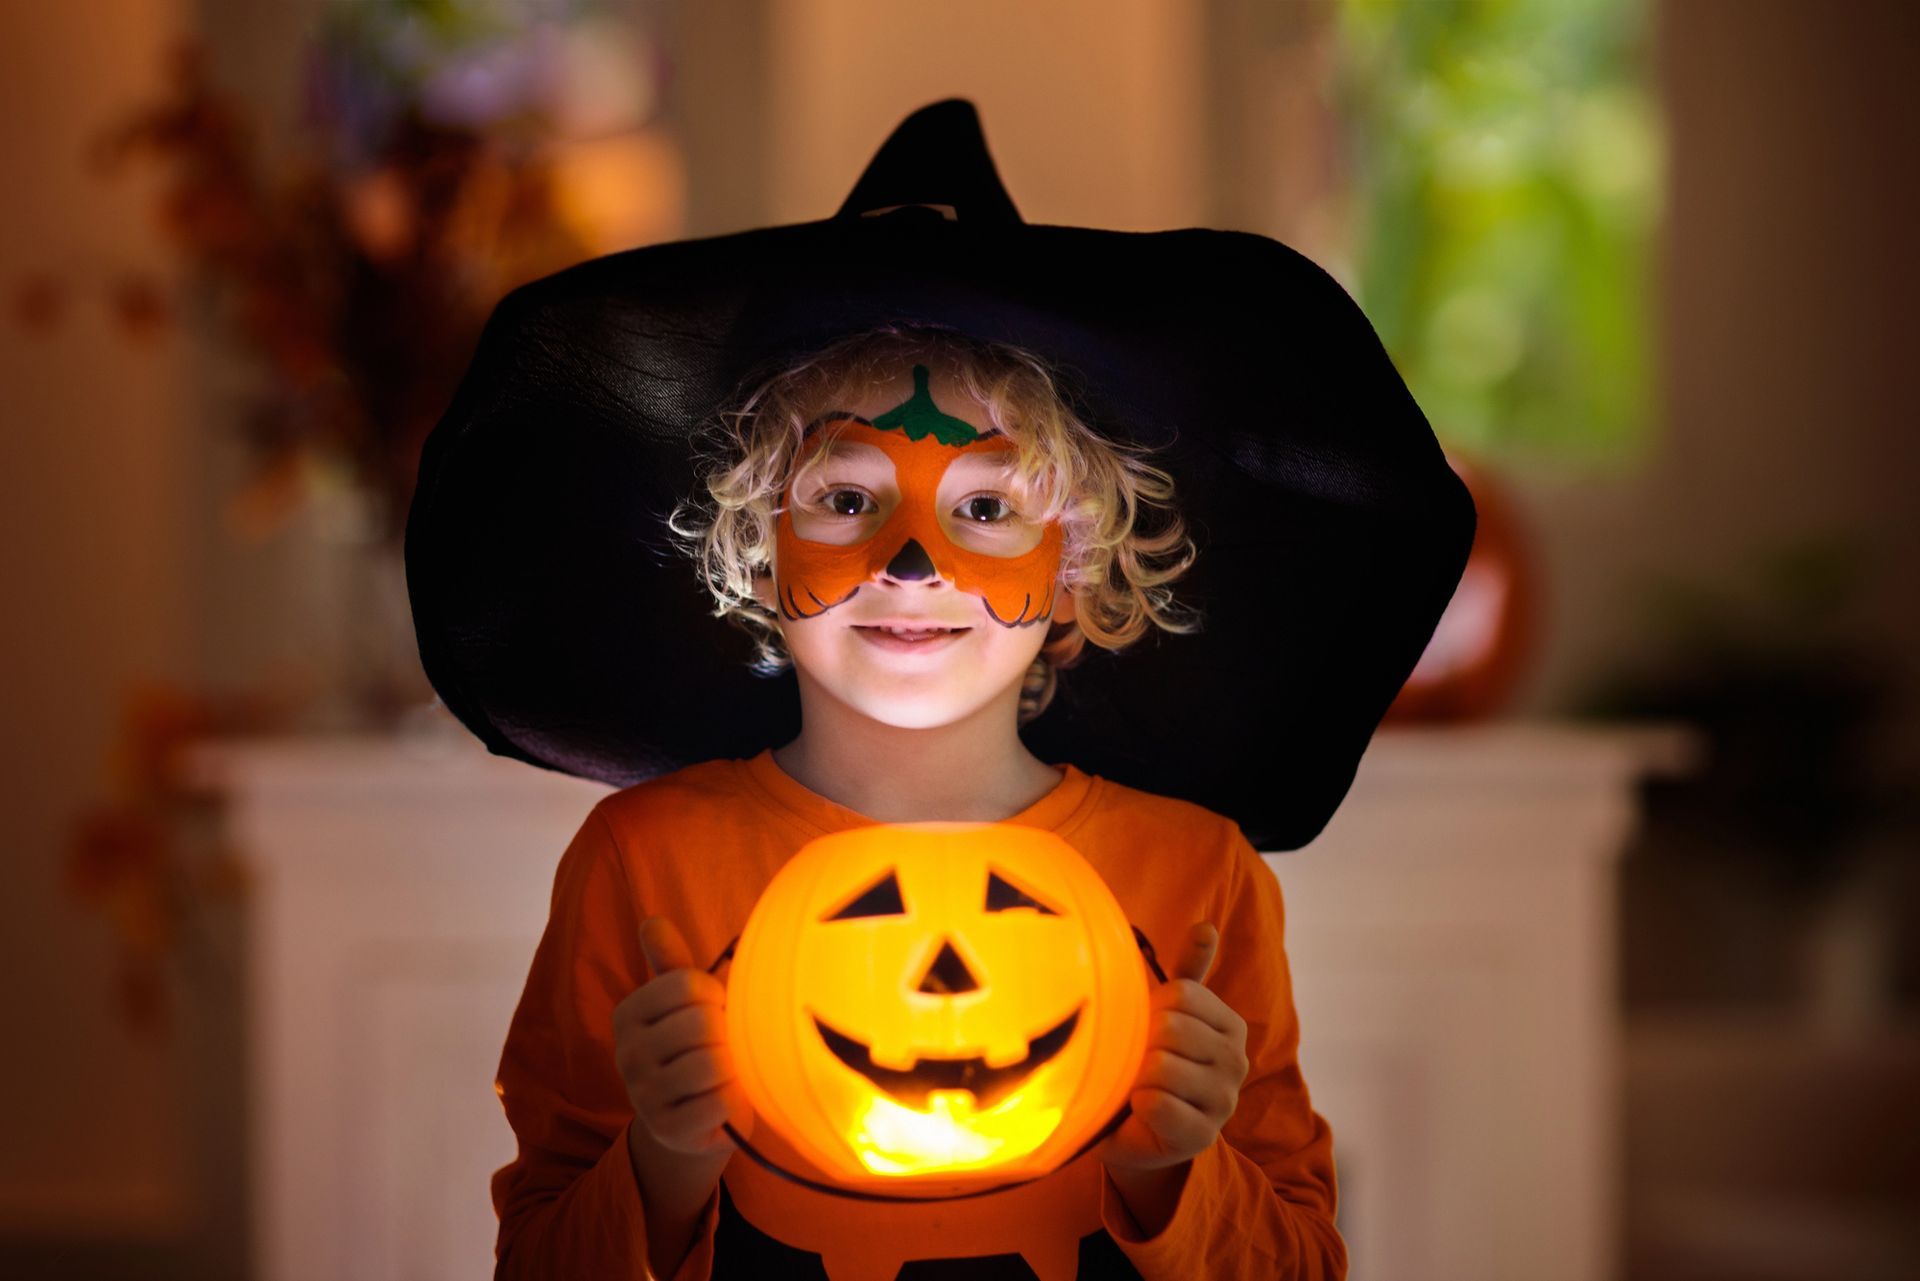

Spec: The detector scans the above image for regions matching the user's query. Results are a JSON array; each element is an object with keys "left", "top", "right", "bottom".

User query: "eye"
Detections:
[
  {"left": 956, "top": 494, "right": 1018, "bottom": 525},
  {"left": 824, "top": 870, "right": 906, "bottom": 920},
  {"left": 817, "top": 487, "right": 877, "bottom": 518},
  {"left": 984, "top": 869, "right": 1059, "bottom": 915}
]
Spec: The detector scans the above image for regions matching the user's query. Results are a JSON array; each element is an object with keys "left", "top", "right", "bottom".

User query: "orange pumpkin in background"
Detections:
[
  {"left": 1384, "top": 450, "right": 1538, "bottom": 721},
  {"left": 726, "top": 823, "right": 1149, "bottom": 1194}
]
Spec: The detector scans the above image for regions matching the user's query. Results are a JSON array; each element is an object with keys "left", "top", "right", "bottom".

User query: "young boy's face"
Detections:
[{"left": 753, "top": 364, "right": 1072, "bottom": 731}]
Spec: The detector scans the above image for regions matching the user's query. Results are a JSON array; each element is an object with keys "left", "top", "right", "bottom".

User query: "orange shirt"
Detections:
[{"left": 491, "top": 749, "right": 1347, "bottom": 1280}]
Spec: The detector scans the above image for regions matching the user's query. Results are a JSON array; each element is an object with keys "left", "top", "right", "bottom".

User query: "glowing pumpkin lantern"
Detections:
[{"left": 726, "top": 822, "right": 1149, "bottom": 1194}]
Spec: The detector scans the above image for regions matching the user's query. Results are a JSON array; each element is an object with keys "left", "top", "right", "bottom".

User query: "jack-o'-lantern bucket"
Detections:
[{"left": 725, "top": 822, "right": 1150, "bottom": 1196}]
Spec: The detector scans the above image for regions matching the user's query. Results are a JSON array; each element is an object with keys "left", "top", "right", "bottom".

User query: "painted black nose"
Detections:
[
  {"left": 883, "top": 538, "right": 937, "bottom": 581},
  {"left": 916, "top": 941, "right": 979, "bottom": 994}
]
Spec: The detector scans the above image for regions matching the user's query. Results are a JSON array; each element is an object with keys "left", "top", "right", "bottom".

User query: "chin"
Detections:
[
  {"left": 843, "top": 688, "right": 983, "bottom": 731},
  {"left": 820, "top": 665, "right": 1026, "bottom": 730}
]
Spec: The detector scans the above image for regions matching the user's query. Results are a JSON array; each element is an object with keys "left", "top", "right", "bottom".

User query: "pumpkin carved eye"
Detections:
[
  {"left": 984, "top": 869, "right": 1058, "bottom": 915},
  {"left": 824, "top": 871, "right": 906, "bottom": 920}
]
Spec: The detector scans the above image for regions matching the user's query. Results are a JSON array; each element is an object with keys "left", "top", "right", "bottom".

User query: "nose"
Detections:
[
  {"left": 880, "top": 538, "right": 940, "bottom": 583},
  {"left": 916, "top": 940, "right": 979, "bottom": 994}
]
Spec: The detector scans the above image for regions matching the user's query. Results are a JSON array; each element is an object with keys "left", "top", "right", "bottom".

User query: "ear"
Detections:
[
  {"left": 751, "top": 569, "right": 779, "bottom": 615},
  {"left": 1051, "top": 577, "right": 1077, "bottom": 626}
]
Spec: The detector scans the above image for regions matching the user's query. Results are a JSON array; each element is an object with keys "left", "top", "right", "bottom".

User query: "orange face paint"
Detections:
[{"left": 773, "top": 368, "right": 1063, "bottom": 628}]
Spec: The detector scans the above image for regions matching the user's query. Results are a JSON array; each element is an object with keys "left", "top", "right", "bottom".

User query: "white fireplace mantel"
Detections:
[
  {"left": 189, "top": 719, "right": 1693, "bottom": 1281},
  {"left": 1271, "top": 723, "right": 1696, "bottom": 1281}
]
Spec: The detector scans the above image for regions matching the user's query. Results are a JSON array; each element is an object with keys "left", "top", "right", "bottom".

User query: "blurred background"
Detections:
[{"left": 2, "top": 0, "right": 1915, "bottom": 1278}]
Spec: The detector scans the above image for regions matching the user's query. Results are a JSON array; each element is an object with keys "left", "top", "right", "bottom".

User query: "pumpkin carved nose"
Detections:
[{"left": 916, "top": 940, "right": 979, "bottom": 994}]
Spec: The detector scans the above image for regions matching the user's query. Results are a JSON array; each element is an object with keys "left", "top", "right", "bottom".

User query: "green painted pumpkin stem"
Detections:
[{"left": 872, "top": 365, "right": 982, "bottom": 446}]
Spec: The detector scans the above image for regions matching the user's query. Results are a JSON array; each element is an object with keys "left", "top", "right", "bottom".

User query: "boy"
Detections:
[
  {"left": 406, "top": 97, "right": 1472, "bottom": 1281},
  {"left": 487, "top": 333, "right": 1345, "bottom": 1278}
]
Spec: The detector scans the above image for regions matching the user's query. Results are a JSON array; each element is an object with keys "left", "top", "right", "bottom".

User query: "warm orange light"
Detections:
[{"left": 727, "top": 822, "right": 1148, "bottom": 1193}]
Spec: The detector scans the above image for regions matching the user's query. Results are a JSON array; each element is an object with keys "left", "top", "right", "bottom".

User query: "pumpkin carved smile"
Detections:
[{"left": 813, "top": 1007, "right": 1081, "bottom": 1110}]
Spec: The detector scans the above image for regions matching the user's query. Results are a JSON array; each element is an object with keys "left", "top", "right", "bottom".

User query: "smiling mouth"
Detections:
[
  {"left": 812, "top": 1009, "right": 1080, "bottom": 1110},
  {"left": 853, "top": 624, "right": 971, "bottom": 637},
  {"left": 851, "top": 625, "right": 972, "bottom": 652}
]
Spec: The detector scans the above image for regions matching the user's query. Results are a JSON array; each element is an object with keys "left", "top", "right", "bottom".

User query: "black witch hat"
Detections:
[{"left": 405, "top": 99, "right": 1474, "bottom": 851}]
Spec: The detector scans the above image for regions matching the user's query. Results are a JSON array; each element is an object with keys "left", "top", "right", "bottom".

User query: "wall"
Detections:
[
  {"left": 0, "top": 0, "right": 199, "bottom": 1245},
  {"left": 1521, "top": 0, "right": 1920, "bottom": 787},
  {"left": 762, "top": 0, "right": 1208, "bottom": 230}
]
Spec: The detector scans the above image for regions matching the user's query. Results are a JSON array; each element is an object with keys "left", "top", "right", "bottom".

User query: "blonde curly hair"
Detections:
[{"left": 666, "top": 324, "right": 1201, "bottom": 723}]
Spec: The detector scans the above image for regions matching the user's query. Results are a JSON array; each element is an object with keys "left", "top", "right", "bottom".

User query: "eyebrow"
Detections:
[
  {"left": 808, "top": 439, "right": 887, "bottom": 462},
  {"left": 791, "top": 444, "right": 883, "bottom": 495},
  {"left": 945, "top": 452, "right": 1018, "bottom": 475},
  {"left": 804, "top": 440, "right": 1017, "bottom": 477}
]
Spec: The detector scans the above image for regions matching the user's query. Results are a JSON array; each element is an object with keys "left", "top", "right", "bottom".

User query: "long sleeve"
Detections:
[
  {"left": 490, "top": 802, "right": 722, "bottom": 1280},
  {"left": 1099, "top": 830, "right": 1348, "bottom": 1279}
]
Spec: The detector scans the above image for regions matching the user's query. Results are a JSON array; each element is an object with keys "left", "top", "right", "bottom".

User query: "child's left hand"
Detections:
[{"left": 1098, "top": 921, "right": 1250, "bottom": 1174}]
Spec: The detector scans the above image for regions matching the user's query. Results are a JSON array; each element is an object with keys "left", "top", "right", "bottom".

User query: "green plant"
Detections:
[{"left": 1336, "top": 0, "right": 1662, "bottom": 468}]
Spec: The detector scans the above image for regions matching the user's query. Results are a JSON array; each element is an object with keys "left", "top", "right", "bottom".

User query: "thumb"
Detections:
[
  {"left": 1173, "top": 921, "right": 1219, "bottom": 985},
  {"left": 638, "top": 915, "right": 695, "bottom": 978}
]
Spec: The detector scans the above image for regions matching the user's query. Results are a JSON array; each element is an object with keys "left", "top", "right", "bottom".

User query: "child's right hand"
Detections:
[{"left": 613, "top": 916, "right": 754, "bottom": 1157}]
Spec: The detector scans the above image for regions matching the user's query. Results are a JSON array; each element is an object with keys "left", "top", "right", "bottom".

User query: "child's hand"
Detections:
[
  {"left": 612, "top": 916, "right": 754, "bottom": 1157},
  {"left": 1098, "top": 922, "right": 1250, "bottom": 1175}
]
